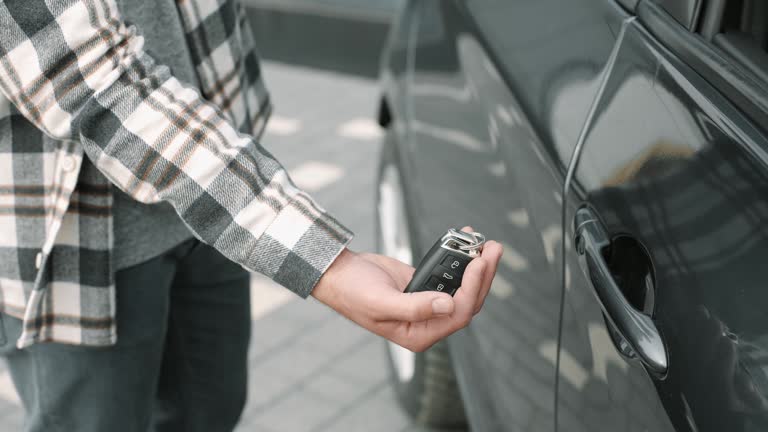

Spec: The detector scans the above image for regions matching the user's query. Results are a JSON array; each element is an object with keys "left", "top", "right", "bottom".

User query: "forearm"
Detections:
[{"left": 0, "top": 0, "right": 353, "bottom": 296}]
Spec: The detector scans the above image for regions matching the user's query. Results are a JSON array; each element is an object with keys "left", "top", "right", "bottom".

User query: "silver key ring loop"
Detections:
[{"left": 447, "top": 228, "right": 486, "bottom": 252}]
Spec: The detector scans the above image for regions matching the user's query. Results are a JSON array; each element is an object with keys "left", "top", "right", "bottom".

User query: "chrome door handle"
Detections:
[{"left": 574, "top": 207, "right": 668, "bottom": 374}]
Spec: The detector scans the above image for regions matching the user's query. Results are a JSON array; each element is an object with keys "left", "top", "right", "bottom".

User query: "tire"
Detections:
[{"left": 375, "top": 126, "right": 467, "bottom": 429}]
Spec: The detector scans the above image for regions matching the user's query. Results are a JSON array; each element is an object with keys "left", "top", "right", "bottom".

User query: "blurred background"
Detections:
[
  {"left": 4, "top": 1, "right": 766, "bottom": 431},
  {"left": 0, "top": 1, "right": 441, "bottom": 431}
]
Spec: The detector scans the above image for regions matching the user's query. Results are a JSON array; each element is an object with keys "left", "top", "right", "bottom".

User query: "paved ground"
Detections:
[{"left": 0, "top": 62, "right": 440, "bottom": 432}]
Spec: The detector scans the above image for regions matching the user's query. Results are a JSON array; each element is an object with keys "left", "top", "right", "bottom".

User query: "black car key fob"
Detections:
[{"left": 404, "top": 229, "right": 485, "bottom": 296}]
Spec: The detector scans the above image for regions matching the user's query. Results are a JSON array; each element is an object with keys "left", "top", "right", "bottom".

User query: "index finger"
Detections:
[{"left": 474, "top": 241, "right": 503, "bottom": 314}]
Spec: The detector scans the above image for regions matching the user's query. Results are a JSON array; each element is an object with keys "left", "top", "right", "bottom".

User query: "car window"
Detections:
[
  {"left": 656, "top": 0, "right": 704, "bottom": 30},
  {"left": 701, "top": 0, "right": 768, "bottom": 83},
  {"left": 639, "top": 0, "right": 768, "bottom": 132},
  {"left": 653, "top": 0, "right": 768, "bottom": 78}
]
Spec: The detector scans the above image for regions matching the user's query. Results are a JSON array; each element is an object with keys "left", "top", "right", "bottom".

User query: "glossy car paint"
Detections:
[
  {"left": 378, "top": 0, "right": 768, "bottom": 431},
  {"left": 382, "top": 0, "right": 628, "bottom": 430}
]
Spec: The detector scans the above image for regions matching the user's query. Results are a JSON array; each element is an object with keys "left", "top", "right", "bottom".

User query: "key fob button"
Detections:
[
  {"left": 441, "top": 255, "right": 468, "bottom": 275},
  {"left": 435, "top": 266, "right": 460, "bottom": 288},
  {"left": 426, "top": 276, "right": 450, "bottom": 293}
]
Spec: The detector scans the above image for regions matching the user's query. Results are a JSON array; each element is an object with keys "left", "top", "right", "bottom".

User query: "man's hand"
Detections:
[{"left": 312, "top": 229, "right": 503, "bottom": 352}]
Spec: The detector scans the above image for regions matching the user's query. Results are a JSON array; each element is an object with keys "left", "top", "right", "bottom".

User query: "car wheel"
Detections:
[{"left": 375, "top": 127, "right": 467, "bottom": 429}]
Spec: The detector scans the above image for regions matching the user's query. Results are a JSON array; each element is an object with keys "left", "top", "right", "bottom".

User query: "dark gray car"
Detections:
[{"left": 374, "top": 1, "right": 768, "bottom": 431}]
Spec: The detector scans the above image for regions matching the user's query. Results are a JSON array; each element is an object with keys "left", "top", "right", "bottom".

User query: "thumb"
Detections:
[{"left": 373, "top": 290, "right": 455, "bottom": 322}]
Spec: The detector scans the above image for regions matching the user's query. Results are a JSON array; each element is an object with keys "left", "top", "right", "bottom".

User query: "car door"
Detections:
[
  {"left": 402, "top": 0, "right": 629, "bottom": 430},
  {"left": 559, "top": 1, "right": 768, "bottom": 431}
]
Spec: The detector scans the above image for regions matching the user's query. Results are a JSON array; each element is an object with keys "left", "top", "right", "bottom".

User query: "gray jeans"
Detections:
[{"left": 0, "top": 240, "right": 252, "bottom": 432}]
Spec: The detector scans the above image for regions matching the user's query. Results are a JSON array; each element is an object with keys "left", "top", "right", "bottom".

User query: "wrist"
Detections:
[{"left": 312, "top": 247, "right": 355, "bottom": 305}]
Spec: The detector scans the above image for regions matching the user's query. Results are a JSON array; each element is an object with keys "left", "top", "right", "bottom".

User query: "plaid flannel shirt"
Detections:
[{"left": 0, "top": 0, "right": 353, "bottom": 348}]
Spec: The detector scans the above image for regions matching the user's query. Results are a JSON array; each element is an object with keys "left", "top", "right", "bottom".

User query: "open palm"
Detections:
[{"left": 312, "top": 234, "right": 503, "bottom": 352}]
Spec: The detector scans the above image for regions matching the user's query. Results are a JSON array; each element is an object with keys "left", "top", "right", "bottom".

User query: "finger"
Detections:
[
  {"left": 474, "top": 241, "right": 503, "bottom": 314},
  {"left": 394, "top": 261, "right": 487, "bottom": 349},
  {"left": 452, "top": 256, "right": 487, "bottom": 321},
  {"left": 461, "top": 225, "right": 474, "bottom": 233},
  {"left": 371, "top": 290, "right": 456, "bottom": 322}
]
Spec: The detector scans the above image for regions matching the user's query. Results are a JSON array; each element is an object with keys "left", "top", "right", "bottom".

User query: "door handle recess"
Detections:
[{"left": 574, "top": 208, "right": 668, "bottom": 374}]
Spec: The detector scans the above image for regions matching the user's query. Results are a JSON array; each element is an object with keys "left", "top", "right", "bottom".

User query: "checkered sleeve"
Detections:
[{"left": 0, "top": 0, "right": 353, "bottom": 297}]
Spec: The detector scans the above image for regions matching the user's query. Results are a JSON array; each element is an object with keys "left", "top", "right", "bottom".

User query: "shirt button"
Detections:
[
  {"left": 61, "top": 156, "right": 76, "bottom": 172},
  {"left": 35, "top": 252, "right": 43, "bottom": 270}
]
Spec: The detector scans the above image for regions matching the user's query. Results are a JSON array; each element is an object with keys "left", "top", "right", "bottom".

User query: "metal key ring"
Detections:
[{"left": 447, "top": 229, "right": 486, "bottom": 252}]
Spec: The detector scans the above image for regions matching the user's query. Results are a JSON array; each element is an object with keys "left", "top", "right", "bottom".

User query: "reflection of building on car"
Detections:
[
  {"left": 375, "top": 0, "right": 768, "bottom": 431},
  {"left": 601, "top": 141, "right": 693, "bottom": 186}
]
